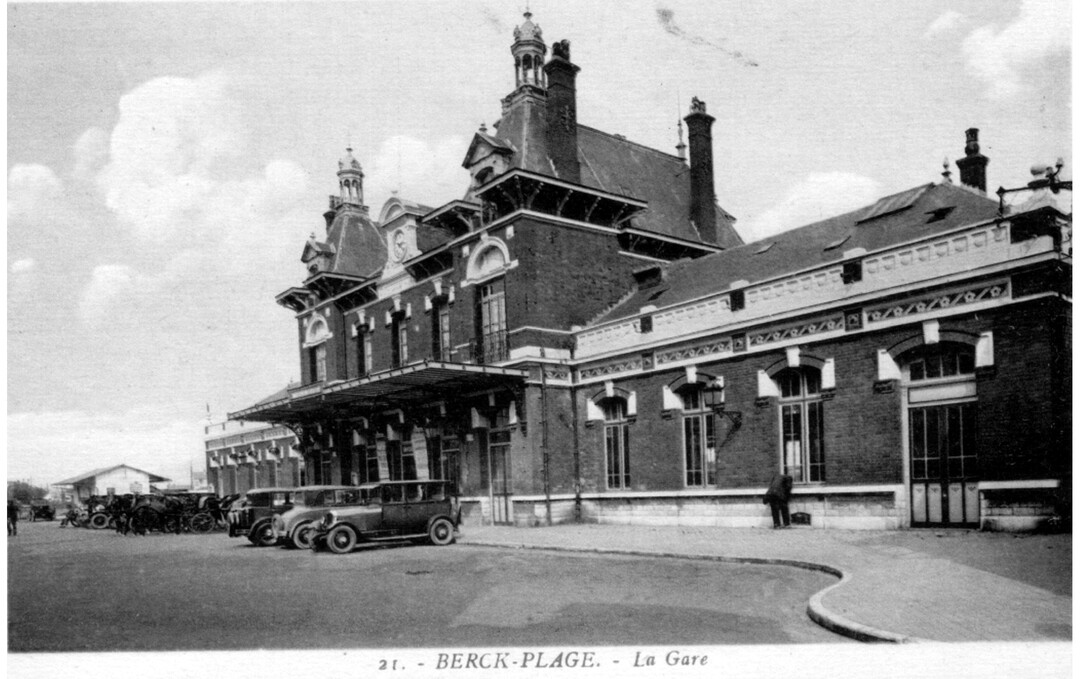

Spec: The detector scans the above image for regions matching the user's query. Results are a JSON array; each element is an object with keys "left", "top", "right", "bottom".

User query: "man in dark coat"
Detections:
[
  {"left": 7, "top": 500, "right": 19, "bottom": 536},
  {"left": 763, "top": 473, "right": 793, "bottom": 529}
]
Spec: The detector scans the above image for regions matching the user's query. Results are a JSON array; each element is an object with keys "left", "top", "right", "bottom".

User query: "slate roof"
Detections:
[
  {"left": 323, "top": 209, "right": 386, "bottom": 279},
  {"left": 594, "top": 181, "right": 1001, "bottom": 323},
  {"left": 55, "top": 464, "right": 170, "bottom": 486},
  {"left": 491, "top": 107, "right": 742, "bottom": 248}
]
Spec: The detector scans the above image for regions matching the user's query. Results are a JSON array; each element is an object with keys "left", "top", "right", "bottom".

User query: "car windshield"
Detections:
[
  {"left": 300, "top": 490, "right": 327, "bottom": 506},
  {"left": 329, "top": 489, "right": 362, "bottom": 505}
]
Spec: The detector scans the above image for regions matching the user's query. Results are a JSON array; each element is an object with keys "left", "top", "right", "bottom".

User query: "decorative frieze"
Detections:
[
  {"left": 579, "top": 357, "right": 644, "bottom": 380},
  {"left": 865, "top": 281, "right": 1009, "bottom": 324},
  {"left": 748, "top": 315, "right": 845, "bottom": 348},
  {"left": 655, "top": 338, "right": 733, "bottom": 365}
]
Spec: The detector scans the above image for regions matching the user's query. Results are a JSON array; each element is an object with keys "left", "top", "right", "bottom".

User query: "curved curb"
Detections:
[{"left": 462, "top": 539, "right": 922, "bottom": 644}]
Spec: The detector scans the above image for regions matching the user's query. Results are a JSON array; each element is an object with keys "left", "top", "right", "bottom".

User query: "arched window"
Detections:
[
  {"left": 679, "top": 385, "right": 716, "bottom": 487},
  {"left": 777, "top": 366, "right": 825, "bottom": 483},
  {"left": 601, "top": 397, "right": 631, "bottom": 489},
  {"left": 475, "top": 245, "right": 507, "bottom": 277},
  {"left": 904, "top": 342, "right": 975, "bottom": 382}
]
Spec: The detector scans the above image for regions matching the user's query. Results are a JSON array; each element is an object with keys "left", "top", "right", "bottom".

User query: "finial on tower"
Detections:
[{"left": 941, "top": 157, "right": 952, "bottom": 183}]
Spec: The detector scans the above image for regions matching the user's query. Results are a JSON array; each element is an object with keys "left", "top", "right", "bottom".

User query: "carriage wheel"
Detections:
[
  {"left": 190, "top": 512, "right": 215, "bottom": 534},
  {"left": 163, "top": 516, "right": 182, "bottom": 534},
  {"left": 89, "top": 513, "right": 110, "bottom": 530}
]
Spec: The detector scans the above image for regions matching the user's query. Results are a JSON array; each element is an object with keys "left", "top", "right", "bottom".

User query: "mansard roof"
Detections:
[
  {"left": 490, "top": 110, "right": 742, "bottom": 248},
  {"left": 321, "top": 208, "right": 387, "bottom": 279},
  {"left": 593, "top": 181, "right": 1001, "bottom": 323}
]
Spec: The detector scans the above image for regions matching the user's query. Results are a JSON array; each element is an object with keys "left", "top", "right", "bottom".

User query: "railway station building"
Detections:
[{"left": 230, "top": 12, "right": 1071, "bottom": 531}]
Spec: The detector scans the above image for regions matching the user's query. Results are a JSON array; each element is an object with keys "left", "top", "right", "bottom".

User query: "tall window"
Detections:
[
  {"left": 777, "top": 367, "right": 825, "bottom": 483},
  {"left": 602, "top": 398, "right": 631, "bottom": 489},
  {"left": 356, "top": 325, "right": 372, "bottom": 376},
  {"left": 391, "top": 313, "right": 408, "bottom": 368},
  {"left": 681, "top": 386, "right": 716, "bottom": 487},
  {"left": 351, "top": 430, "right": 379, "bottom": 485},
  {"left": 432, "top": 299, "right": 452, "bottom": 361},
  {"left": 309, "top": 344, "right": 327, "bottom": 382},
  {"left": 386, "top": 426, "right": 417, "bottom": 481},
  {"left": 477, "top": 280, "right": 507, "bottom": 363}
]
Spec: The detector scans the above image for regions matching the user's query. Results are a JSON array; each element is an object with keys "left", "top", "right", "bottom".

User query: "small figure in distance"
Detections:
[
  {"left": 7, "top": 500, "right": 19, "bottom": 537},
  {"left": 763, "top": 473, "right": 794, "bottom": 529}
]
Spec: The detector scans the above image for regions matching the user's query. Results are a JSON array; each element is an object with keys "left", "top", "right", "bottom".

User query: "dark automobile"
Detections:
[
  {"left": 270, "top": 485, "right": 374, "bottom": 549},
  {"left": 28, "top": 502, "right": 56, "bottom": 521},
  {"left": 310, "top": 480, "right": 460, "bottom": 554},
  {"left": 226, "top": 487, "right": 300, "bottom": 546}
]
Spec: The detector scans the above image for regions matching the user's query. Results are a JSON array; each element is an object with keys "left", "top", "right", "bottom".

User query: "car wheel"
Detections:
[
  {"left": 249, "top": 520, "right": 277, "bottom": 547},
  {"left": 326, "top": 525, "right": 357, "bottom": 554},
  {"left": 428, "top": 517, "right": 455, "bottom": 546},
  {"left": 89, "top": 513, "right": 110, "bottom": 530},
  {"left": 292, "top": 522, "right": 315, "bottom": 550},
  {"left": 190, "top": 512, "right": 215, "bottom": 534}
]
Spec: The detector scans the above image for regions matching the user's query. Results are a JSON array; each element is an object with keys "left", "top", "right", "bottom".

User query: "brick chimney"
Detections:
[
  {"left": 684, "top": 97, "right": 717, "bottom": 242},
  {"left": 542, "top": 39, "right": 581, "bottom": 183},
  {"left": 956, "top": 128, "right": 989, "bottom": 192}
]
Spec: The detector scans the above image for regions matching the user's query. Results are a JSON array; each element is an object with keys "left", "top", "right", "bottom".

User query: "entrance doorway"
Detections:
[
  {"left": 481, "top": 429, "right": 513, "bottom": 524},
  {"left": 909, "top": 402, "right": 979, "bottom": 526},
  {"left": 903, "top": 341, "right": 980, "bottom": 527}
]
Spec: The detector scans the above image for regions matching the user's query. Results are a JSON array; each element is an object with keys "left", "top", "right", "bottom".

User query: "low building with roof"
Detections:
[
  {"left": 53, "top": 465, "right": 171, "bottom": 504},
  {"left": 204, "top": 418, "right": 302, "bottom": 496},
  {"left": 228, "top": 11, "right": 1070, "bottom": 531}
]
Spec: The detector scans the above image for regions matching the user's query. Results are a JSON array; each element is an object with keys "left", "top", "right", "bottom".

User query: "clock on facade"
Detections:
[{"left": 391, "top": 230, "right": 408, "bottom": 262}]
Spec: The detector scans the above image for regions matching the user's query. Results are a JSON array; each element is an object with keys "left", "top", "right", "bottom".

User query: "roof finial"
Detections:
[
  {"left": 941, "top": 157, "right": 952, "bottom": 183},
  {"left": 480, "top": 121, "right": 488, "bottom": 133}
]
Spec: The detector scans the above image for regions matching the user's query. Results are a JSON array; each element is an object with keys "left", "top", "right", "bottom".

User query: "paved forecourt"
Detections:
[{"left": 460, "top": 522, "right": 1072, "bottom": 643}]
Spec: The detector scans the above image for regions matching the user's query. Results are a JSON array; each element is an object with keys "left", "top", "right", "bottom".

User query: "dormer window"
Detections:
[{"left": 474, "top": 167, "right": 495, "bottom": 187}]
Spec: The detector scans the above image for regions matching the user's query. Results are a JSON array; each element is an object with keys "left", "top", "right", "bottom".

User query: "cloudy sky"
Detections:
[{"left": 6, "top": 0, "right": 1071, "bottom": 487}]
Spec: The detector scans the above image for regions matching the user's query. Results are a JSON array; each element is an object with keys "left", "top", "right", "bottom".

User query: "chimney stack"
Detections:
[
  {"left": 684, "top": 97, "right": 717, "bottom": 242},
  {"left": 543, "top": 39, "right": 581, "bottom": 183},
  {"left": 956, "top": 128, "right": 989, "bottom": 192}
]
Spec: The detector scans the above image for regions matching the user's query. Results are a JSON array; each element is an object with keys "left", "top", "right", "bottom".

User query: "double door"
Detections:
[{"left": 909, "top": 402, "right": 979, "bottom": 526}]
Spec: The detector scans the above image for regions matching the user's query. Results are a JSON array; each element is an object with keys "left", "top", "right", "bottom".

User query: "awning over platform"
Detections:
[{"left": 228, "top": 360, "right": 529, "bottom": 423}]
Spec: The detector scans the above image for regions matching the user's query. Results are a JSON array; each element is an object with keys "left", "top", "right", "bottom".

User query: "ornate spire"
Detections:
[
  {"left": 511, "top": 10, "right": 547, "bottom": 91},
  {"left": 337, "top": 146, "right": 365, "bottom": 206}
]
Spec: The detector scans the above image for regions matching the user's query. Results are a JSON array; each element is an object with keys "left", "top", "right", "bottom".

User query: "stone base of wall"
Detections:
[
  {"left": 979, "top": 488, "right": 1064, "bottom": 532},
  {"left": 462, "top": 487, "right": 1065, "bottom": 532},
  {"left": 507, "top": 493, "right": 902, "bottom": 530}
]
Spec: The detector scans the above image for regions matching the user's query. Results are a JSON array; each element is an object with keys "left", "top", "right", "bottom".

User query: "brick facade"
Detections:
[{"left": 227, "top": 10, "right": 1071, "bottom": 532}]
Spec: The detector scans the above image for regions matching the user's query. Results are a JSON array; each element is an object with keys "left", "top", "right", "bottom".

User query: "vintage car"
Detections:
[
  {"left": 310, "top": 480, "right": 460, "bottom": 554},
  {"left": 270, "top": 485, "right": 370, "bottom": 549},
  {"left": 226, "top": 487, "right": 301, "bottom": 546}
]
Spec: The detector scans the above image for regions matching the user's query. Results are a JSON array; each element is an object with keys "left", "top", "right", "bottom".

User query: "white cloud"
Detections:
[
  {"left": 7, "top": 409, "right": 205, "bottom": 489},
  {"left": 74, "top": 127, "right": 111, "bottom": 180},
  {"left": 79, "top": 264, "right": 140, "bottom": 325},
  {"left": 8, "top": 164, "right": 63, "bottom": 222},
  {"left": 363, "top": 134, "right": 470, "bottom": 212},
  {"left": 10, "top": 258, "right": 37, "bottom": 274},
  {"left": 97, "top": 70, "right": 246, "bottom": 242},
  {"left": 925, "top": 10, "right": 965, "bottom": 38},
  {"left": 738, "top": 172, "right": 882, "bottom": 243},
  {"left": 962, "top": 0, "right": 1071, "bottom": 100}
]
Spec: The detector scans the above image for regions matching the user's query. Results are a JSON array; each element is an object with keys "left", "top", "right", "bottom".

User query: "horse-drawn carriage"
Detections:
[{"left": 73, "top": 492, "right": 234, "bottom": 534}]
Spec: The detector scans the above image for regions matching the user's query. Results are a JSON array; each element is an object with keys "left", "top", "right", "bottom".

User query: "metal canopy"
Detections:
[{"left": 229, "top": 360, "right": 529, "bottom": 423}]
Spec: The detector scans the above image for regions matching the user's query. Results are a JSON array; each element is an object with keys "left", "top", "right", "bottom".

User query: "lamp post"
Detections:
[{"left": 996, "top": 159, "right": 1072, "bottom": 216}]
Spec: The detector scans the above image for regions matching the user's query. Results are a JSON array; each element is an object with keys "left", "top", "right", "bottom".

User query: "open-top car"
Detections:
[
  {"left": 226, "top": 487, "right": 300, "bottom": 546},
  {"left": 310, "top": 480, "right": 460, "bottom": 554},
  {"left": 270, "top": 485, "right": 373, "bottom": 549}
]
